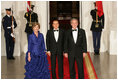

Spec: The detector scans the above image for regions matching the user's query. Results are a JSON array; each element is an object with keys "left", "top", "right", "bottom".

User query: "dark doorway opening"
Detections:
[{"left": 49, "top": 1, "right": 80, "bottom": 30}]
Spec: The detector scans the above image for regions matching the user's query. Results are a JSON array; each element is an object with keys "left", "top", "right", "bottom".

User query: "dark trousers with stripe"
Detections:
[
  {"left": 92, "top": 31, "right": 102, "bottom": 53},
  {"left": 5, "top": 35, "right": 15, "bottom": 58}
]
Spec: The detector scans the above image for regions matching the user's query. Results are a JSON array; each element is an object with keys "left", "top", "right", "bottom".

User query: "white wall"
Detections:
[{"left": 1, "top": 1, "right": 117, "bottom": 56}]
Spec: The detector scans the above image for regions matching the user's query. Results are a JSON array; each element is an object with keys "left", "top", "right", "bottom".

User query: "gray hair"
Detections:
[{"left": 70, "top": 18, "right": 79, "bottom": 23}]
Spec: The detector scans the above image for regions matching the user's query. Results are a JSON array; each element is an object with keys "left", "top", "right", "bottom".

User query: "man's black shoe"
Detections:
[{"left": 11, "top": 57, "right": 15, "bottom": 60}]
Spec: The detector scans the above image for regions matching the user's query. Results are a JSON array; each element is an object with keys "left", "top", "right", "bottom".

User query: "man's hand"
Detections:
[
  {"left": 10, "top": 33, "right": 15, "bottom": 38},
  {"left": 47, "top": 51, "right": 51, "bottom": 56},
  {"left": 11, "top": 33, "right": 14, "bottom": 37},
  {"left": 83, "top": 53, "right": 86, "bottom": 58},
  {"left": 63, "top": 53, "right": 68, "bottom": 58}
]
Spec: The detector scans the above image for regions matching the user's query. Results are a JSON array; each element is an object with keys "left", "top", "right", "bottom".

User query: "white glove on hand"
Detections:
[
  {"left": 11, "top": 33, "right": 15, "bottom": 38},
  {"left": 12, "top": 25, "right": 14, "bottom": 28}
]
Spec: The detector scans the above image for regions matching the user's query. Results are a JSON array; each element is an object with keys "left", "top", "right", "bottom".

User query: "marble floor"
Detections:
[{"left": 1, "top": 52, "right": 117, "bottom": 79}]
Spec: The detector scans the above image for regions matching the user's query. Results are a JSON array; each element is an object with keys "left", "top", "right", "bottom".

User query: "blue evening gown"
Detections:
[{"left": 24, "top": 31, "right": 50, "bottom": 79}]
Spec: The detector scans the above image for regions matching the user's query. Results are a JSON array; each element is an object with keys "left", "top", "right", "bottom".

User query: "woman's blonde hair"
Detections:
[{"left": 32, "top": 22, "right": 40, "bottom": 29}]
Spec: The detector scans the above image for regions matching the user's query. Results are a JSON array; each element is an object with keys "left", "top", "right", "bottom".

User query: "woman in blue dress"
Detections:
[{"left": 24, "top": 22, "right": 50, "bottom": 79}]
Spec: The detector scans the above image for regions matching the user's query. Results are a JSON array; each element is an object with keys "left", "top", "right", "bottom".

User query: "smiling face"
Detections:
[
  {"left": 70, "top": 19, "right": 78, "bottom": 29},
  {"left": 33, "top": 25, "right": 39, "bottom": 33},
  {"left": 52, "top": 20, "right": 59, "bottom": 30}
]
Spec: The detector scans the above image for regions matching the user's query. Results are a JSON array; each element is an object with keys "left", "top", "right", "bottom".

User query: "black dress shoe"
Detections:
[
  {"left": 97, "top": 53, "right": 100, "bottom": 55},
  {"left": 94, "top": 52, "right": 100, "bottom": 55},
  {"left": 7, "top": 58, "right": 11, "bottom": 60},
  {"left": 7, "top": 57, "right": 14, "bottom": 60},
  {"left": 94, "top": 52, "right": 97, "bottom": 55},
  {"left": 11, "top": 57, "right": 15, "bottom": 60},
  {"left": 94, "top": 53, "right": 97, "bottom": 55}
]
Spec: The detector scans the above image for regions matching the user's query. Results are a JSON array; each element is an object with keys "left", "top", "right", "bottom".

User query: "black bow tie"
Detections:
[
  {"left": 72, "top": 29, "right": 77, "bottom": 31},
  {"left": 54, "top": 30, "right": 59, "bottom": 32}
]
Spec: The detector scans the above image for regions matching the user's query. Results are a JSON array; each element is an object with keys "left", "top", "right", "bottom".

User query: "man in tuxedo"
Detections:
[
  {"left": 46, "top": 20, "right": 64, "bottom": 79},
  {"left": 64, "top": 18, "right": 87, "bottom": 79}
]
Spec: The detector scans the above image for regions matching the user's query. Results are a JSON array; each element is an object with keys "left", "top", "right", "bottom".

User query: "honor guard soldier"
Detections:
[
  {"left": 2, "top": 8, "right": 17, "bottom": 60},
  {"left": 24, "top": 5, "right": 38, "bottom": 38},
  {"left": 90, "top": 2, "right": 104, "bottom": 55}
]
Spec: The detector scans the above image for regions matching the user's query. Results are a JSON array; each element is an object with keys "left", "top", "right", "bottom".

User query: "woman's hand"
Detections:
[{"left": 28, "top": 52, "right": 31, "bottom": 62}]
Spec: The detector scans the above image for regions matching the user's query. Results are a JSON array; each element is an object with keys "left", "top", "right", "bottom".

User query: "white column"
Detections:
[{"left": 109, "top": 1, "right": 117, "bottom": 55}]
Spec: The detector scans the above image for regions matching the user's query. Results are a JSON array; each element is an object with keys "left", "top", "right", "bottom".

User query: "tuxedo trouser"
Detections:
[
  {"left": 68, "top": 54, "right": 84, "bottom": 79},
  {"left": 51, "top": 53, "right": 63, "bottom": 79},
  {"left": 5, "top": 35, "right": 15, "bottom": 58}
]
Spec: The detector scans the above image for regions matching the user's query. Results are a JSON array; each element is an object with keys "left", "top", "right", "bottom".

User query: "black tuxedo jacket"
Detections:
[
  {"left": 46, "top": 28, "right": 64, "bottom": 55},
  {"left": 64, "top": 28, "right": 87, "bottom": 57}
]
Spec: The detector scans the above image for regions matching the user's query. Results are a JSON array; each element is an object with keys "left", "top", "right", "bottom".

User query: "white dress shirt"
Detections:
[
  {"left": 72, "top": 28, "right": 78, "bottom": 43},
  {"left": 7, "top": 15, "right": 10, "bottom": 17},
  {"left": 54, "top": 28, "right": 59, "bottom": 42}
]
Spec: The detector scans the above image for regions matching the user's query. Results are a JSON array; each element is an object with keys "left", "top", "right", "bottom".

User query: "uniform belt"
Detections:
[
  {"left": 93, "top": 20, "right": 101, "bottom": 22},
  {"left": 7, "top": 27, "right": 11, "bottom": 29},
  {"left": 27, "top": 22, "right": 36, "bottom": 23}
]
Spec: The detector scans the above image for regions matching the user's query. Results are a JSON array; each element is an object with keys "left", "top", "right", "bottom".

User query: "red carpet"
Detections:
[{"left": 47, "top": 52, "right": 98, "bottom": 79}]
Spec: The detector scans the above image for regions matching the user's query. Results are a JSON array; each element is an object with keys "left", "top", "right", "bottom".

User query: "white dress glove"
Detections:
[{"left": 11, "top": 33, "right": 15, "bottom": 38}]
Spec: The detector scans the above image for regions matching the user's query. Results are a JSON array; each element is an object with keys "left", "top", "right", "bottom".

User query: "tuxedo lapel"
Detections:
[
  {"left": 51, "top": 30, "right": 56, "bottom": 42},
  {"left": 71, "top": 30, "right": 75, "bottom": 44},
  {"left": 57, "top": 29, "right": 60, "bottom": 42},
  {"left": 76, "top": 28, "right": 80, "bottom": 44}
]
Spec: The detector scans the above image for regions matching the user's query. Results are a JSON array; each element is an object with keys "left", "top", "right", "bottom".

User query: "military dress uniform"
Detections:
[
  {"left": 2, "top": 14, "right": 17, "bottom": 59},
  {"left": 24, "top": 11, "right": 38, "bottom": 37},
  {"left": 90, "top": 9, "right": 104, "bottom": 54}
]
